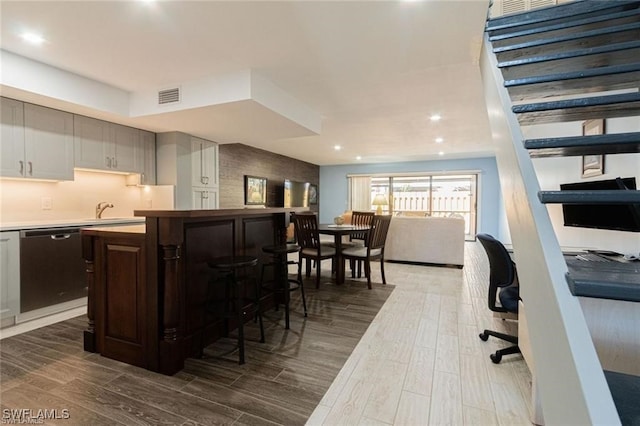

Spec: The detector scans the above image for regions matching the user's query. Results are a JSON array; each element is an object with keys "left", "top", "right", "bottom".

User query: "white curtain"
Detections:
[{"left": 348, "top": 176, "right": 371, "bottom": 211}]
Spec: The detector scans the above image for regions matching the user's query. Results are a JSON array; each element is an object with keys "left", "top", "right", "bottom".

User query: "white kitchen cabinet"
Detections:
[
  {"left": 1, "top": 99, "right": 74, "bottom": 180},
  {"left": 139, "top": 130, "right": 156, "bottom": 185},
  {"left": 126, "top": 130, "right": 156, "bottom": 186},
  {"left": 111, "top": 123, "right": 138, "bottom": 172},
  {"left": 74, "top": 115, "right": 141, "bottom": 173},
  {"left": 191, "top": 137, "right": 218, "bottom": 188},
  {"left": 0, "top": 231, "right": 20, "bottom": 325},
  {"left": 157, "top": 131, "right": 219, "bottom": 209},
  {"left": 73, "top": 115, "right": 108, "bottom": 170},
  {"left": 24, "top": 104, "right": 75, "bottom": 180},
  {"left": 1, "top": 97, "right": 25, "bottom": 178},
  {"left": 192, "top": 187, "right": 219, "bottom": 209}
]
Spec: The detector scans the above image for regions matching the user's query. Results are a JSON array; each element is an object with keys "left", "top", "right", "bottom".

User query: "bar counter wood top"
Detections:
[
  {"left": 134, "top": 207, "right": 299, "bottom": 218},
  {"left": 82, "top": 207, "right": 307, "bottom": 375}
]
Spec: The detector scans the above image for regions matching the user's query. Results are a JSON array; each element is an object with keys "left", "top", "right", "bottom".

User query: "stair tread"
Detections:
[
  {"left": 565, "top": 263, "right": 640, "bottom": 302},
  {"left": 489, "top": 8, "right": 640, "bottom": 42},
  {"left": 505, "top": 64, "right": 640, "bottom": 101},
  {"left": 498, "top": 40, "right": 640, "bottom": 69},
  {"left": 538, "top": 190, "right": 640, "bottom": 204},
  {"left": 494, "top": 21, "right": 640, "bottom": 54},
  {"left": 604, "top": 370, "right": 640, "bottom": 425},
  {"left": 510, "top": 84, "right": 640, "bottom": 123},
  {"left": 525, "top": 132, "right": 640, "bottom": 157},
  {"left": 565, "top": 259, "right": 640, "bottom": 302},
  {"left": 486, "top": 0, "right": 640, "bottom": 32},
  {"left": 512, "top": 91, "right": 640, "bottom": 115},
  {"left": 505, "top": 62, "right": 640, "bottom": 87}
]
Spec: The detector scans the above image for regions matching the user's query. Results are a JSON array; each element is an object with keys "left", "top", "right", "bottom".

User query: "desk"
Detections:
[{"left": 317, "top": 224, "right": 369, "bottom": 284}]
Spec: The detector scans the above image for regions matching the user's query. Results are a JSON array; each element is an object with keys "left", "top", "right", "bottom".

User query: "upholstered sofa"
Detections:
[{"left": 384, "top": 216, "right": 465, "bottom": 267}]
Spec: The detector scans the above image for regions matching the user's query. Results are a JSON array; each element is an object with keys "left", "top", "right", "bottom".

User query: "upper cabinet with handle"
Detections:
[
  {"left": 138, "top": 130, "right": 156, "bottom": 185},
  {"left": 1, "top": 98, "right": 74, "bottom": 180},
  {"left": 74, "top": 115, "right": 141, "bottom": 173},
  {"left": 1, "top": 98, "right": 25, "bottom": 178}
]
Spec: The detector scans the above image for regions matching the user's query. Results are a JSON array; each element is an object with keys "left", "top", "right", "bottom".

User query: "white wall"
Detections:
[
  {"left": 524, "top": 117, "right": 640, "bottom": 255},
  {"left": 0, "top": 170, "right": 174, "bottom": 223}
]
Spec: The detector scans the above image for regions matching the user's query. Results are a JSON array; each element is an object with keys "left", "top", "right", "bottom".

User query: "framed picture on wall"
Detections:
[
  {"left": 581, "top": 119, "right": 605, "bottom": 178},
  {"left": 245, "top": 175, "right": 267, "bottom": 205},
  {"left": 309, "top": 184, "right": 318, "bottom": 205}
]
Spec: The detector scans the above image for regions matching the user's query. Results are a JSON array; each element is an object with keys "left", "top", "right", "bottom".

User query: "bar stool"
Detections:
[
  {"left": 261, "top": 244, "right": 307, "bottom": 329},
  {"left": 206, "top": 255, "right": 265, "bottom": 365}
]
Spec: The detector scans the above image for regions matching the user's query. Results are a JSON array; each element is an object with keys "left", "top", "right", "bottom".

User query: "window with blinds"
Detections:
[{"left": 349, "top": 173, "right": 479, "bottom": 239}]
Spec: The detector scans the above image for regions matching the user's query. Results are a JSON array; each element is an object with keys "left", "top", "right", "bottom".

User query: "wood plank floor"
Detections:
[
  {"left": 308, "top": 241, "right": 533, "bottom": 426},
  {"left": 0, "top": 241, "right": 532, "bottom": 425}
]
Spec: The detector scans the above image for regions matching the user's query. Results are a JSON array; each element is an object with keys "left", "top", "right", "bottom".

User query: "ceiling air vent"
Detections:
[
  {"left": 158, "top": 87, "right": 180, "bottom": 105},
  {"left": 495, "top": 0, "right": 556, "bottom": 16}
]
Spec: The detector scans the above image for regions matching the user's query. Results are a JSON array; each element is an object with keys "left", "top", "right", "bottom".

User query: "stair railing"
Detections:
[{"left": 480, "top": 29, "right": 620, "bottom": 425}]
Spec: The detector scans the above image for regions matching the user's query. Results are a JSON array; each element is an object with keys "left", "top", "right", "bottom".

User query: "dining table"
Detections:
[{"left": 317, "top": 224, "right": 370, "bottom": 285}]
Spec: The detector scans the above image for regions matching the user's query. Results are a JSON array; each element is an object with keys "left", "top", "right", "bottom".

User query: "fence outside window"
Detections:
[{"left": 367, "top": 173, "right": 478, "bottom": 239}]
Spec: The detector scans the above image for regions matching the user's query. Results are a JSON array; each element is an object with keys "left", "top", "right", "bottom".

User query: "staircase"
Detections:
[{"left": 481, "top": 0, "right": 639, "bottom": 424}]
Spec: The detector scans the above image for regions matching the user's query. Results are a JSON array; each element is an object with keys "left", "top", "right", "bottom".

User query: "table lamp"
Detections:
[{"left": 372, "top": 194, "right": 388, "bottom": 215}]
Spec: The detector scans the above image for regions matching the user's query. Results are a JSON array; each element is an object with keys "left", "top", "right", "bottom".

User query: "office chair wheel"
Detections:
[
  {"left": 479, "top": 332, "right": 489, "bottom": 341},
  {"left": 490, "top": 352, "right": 502, "bottom": 364}
]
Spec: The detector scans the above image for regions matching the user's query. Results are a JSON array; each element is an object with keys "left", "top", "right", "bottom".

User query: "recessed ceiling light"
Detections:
[
  {"left": 356, "top": 156, "right": 362, "bottom": 160},
  {"left": 435, "top": 137, "right": 444, "bottom": 143},
  {"left": 334, "top": 145, "right": 341, "bottom": 151},
  {"left": 438, "top": 151, "right": 444, "bottom": 156},
  {"left": 21, "top": 32, "right": 45, "bottom": 45},
  {"left": 430, "top": 114, "right": 441, "bottom": 122}
]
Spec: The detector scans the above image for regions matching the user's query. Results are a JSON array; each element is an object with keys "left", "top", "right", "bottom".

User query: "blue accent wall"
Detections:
[{"left": 319, "top": 156, "right": 502, "bottom": 237}]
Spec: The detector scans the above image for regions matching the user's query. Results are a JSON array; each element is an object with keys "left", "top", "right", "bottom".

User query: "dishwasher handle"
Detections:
[
  {"left": 50, "top": 234, "right": 72, "bottom": 240},
  {"left": 20, "top": 227, "right": 81, "bottom": 238}
]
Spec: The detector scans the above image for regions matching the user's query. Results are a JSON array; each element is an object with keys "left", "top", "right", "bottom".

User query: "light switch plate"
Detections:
[{"left": 41, "top": 197, "right": 52, "bottom": 210}]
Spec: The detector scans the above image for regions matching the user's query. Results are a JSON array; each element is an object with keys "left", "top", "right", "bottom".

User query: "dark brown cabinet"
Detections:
[
  {"left": 83, "top": 226, "right": 147, "bottom": 368},
  {"left": 82, "top": 209, "right": 298, "bottom": 375}
]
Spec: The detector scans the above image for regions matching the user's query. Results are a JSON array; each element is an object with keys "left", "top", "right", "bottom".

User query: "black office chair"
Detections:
[{"left": 476, "top": 233, "right": 521, "bottom": 364}]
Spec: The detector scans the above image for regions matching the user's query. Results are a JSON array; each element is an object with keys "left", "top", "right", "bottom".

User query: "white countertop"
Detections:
[{"left": 0, "top": 217, "right": 145, "bottom": 232}]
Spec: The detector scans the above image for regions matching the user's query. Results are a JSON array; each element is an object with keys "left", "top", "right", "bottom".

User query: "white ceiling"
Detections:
[{"left": 0, "top": 0, "right": 495, "bottom": 166}]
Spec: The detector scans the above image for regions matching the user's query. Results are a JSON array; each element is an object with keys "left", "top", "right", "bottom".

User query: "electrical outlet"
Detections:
[
  {"left": 41, "top": 197, "right": 52, "bottom": 210},
  {"left": 145, "top": 199, "right": 152, "bottom": 208}
]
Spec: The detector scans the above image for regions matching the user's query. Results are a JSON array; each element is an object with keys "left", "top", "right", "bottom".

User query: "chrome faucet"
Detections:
[{"left": 96, "top": 202, "right": 114, "bottom": 219}]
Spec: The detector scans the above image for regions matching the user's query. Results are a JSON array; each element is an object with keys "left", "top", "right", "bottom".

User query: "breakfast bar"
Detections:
[{"left": 81, "top": 208, "right": 302, "bottom": 375}]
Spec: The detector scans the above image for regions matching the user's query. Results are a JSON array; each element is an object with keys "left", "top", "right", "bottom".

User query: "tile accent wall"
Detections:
[{"left": 218, "top": 143, "right": 319, "bottom": 209}]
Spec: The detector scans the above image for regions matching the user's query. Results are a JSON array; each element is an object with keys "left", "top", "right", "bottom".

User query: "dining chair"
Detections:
[
  {"left": 346, "top": 211, "right": 374, "bottom": 277},
  {"left": 292, "top": 213, "right": 336, "bottom": 288},
  {"left": 341, "top": 214, "right": 391, "bottom": 289}
]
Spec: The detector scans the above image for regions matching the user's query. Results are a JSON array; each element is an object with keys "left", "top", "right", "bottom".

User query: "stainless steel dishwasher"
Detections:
[{"left": 19, "top": 227, "right": 87, "bottom": 313}]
